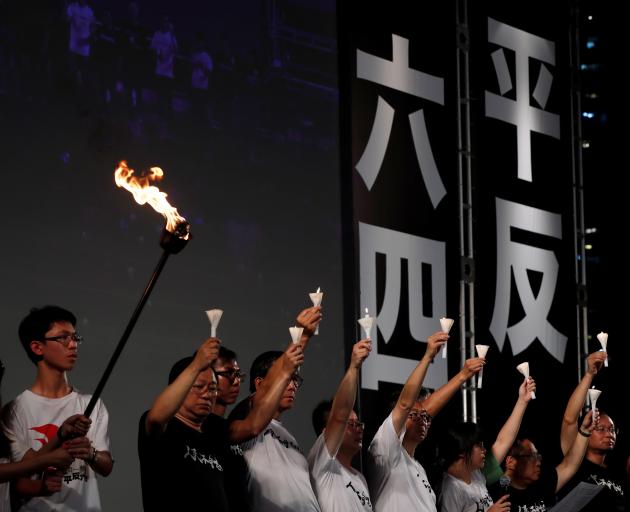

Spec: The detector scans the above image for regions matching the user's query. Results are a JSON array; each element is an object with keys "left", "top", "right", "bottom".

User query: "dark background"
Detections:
[{"left": 0, "top": 0, "right": 627, "bottom": 510}]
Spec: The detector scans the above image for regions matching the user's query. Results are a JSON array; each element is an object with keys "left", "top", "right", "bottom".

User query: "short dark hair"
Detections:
[
  {"left": 440, "top": 421, "right": 484, "bottom": 468},
  {"left": 249, "top": 351, "right": 283, "bottom": 393},
  {"left": 508, "top": 438, "right": 532, "bottom": 458},
  {"left": 18, "top": 306, "right": 77, "bottom": 365},
  {"left": 168, "top": 356, "right": 194, "bottom": 384},
  {"left": 389, "top": 386, "right": 432, "bottom": 411},
  {"left": 214, "top": 346, "right": 237, "bottom": 365},
  {"left": 312, "top": 400, "right": 332, "bottom": 435}
]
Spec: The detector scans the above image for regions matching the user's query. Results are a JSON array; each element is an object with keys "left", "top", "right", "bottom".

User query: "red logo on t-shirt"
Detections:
[{"left": 30, "top": 424, "right": 59, "bottom": 446}]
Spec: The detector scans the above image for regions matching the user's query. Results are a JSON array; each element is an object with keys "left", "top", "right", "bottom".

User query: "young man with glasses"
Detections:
[
  {"left": 367, "top": 332, "right": 488, "bottom": 512},
  {"left": 227, "top": 305, "right": 322, "bottom": 512},
  {"left": 558, "top": 350, "right": 625, "bottom": 511},
  {"left": 307, "top": 339, "right": 372, "bottom": 511},
  {"left": 2, "top": 305, "right": 112, "bottom": 511}
]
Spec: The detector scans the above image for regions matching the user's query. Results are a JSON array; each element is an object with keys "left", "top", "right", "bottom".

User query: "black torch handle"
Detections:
[{"left": 84, "top": 249, "right": 171, "bottom": 417}]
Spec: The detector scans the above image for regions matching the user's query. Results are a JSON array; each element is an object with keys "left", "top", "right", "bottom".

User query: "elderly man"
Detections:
[{"left": 558, "top": 351, "right": 625, "bottom": 511}]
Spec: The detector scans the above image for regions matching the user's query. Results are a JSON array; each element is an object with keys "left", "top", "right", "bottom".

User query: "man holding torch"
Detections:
[{"left": 2, "top": 306, "right": 112, "bottom": 511}]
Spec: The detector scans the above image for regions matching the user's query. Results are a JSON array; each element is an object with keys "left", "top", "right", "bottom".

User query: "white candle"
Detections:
[
  {"left": 205, "top": 309, "right": 223, "bottom": 338},
  {"left": 309, "top": 287, "right": 324, "bottom": 335}
]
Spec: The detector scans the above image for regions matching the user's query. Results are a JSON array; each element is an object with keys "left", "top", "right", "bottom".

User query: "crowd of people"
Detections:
[
  {"left": 0, "top": 304, "right": 627, "bottom": 511},
  {"left": 0, "top": 0, "right": 335, "bottom": 149}
]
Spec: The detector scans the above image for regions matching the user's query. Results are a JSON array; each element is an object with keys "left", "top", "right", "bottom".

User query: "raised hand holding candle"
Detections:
[
  {"left": 516, "top": 362, "right": 536, "bottom": 399},
  {"left": 597, "top": 332, "right": 608, "bottom": 367},
  {"left": 475, "top": 345, "right": 489, "bottom": 388},
  {"left": 440, "top": 317, "right": 454, "bottom": 359},
  {"left": 205, "top": 309, "right": 224, "bottom": 338},
  {"left": 309, "top": 287, "right": 324, "bottom": 335},
  {"left": 357, "top": 308, "right": 374, "bottom": 340},
  {"left": 289, "top": 326, "right": 304, "bottom": 344},
  {"left": 588, "top": 387, "right": 602, "bottom": 418}
]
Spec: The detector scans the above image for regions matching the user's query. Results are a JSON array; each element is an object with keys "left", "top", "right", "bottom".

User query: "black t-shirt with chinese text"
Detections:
[
  {"left": 138, "top": 410, "right": 229, "bottom": 511},
  {"left": 559, "top": 458, "right": 625, "bottom": 512},
  {"left": 204, "top": 413, "right": 251, "bottom": 512},
  {"left": 489, "top": 464, "right": 558, "bottom": 511}
]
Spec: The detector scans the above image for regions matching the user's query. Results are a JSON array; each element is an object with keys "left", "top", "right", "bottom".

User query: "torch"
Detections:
[{"left": 84, "top": 161, "right": 191, "bottom": 417}]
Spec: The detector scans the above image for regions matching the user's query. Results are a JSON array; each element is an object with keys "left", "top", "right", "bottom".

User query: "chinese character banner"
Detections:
[
  {"left": 469, "top": 0, "right": 577, "bottom": 455},
  {"left": 338, "top": 1, "right": 459, "bottom": 437}
]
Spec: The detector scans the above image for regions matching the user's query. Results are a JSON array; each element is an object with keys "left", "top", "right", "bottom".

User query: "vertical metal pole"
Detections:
[
  {"left": 456, "top": 0, "right": 475, "bottom": 422},
  {"left": 569, "top": 2, "right": 589, "bottom": 384}
]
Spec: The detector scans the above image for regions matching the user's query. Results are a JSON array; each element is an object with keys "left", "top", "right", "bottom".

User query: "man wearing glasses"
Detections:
[
  {"left": 307, "top": 339, "right": 372, "bottom": 511},
  {"left": 558, "top": 351, "right": 626, "bottom": 511},
  {"left": 367, "top": 331, "right": 487, "bottom": 512},
  {"left": 227, "top": 306, "right": 322, "bottom": 512},
  {"left": 138, "top": 337, "right": 229, "bottom": 511},
  {"left": 3, "top": 305, "right": 112, "bottom": 511},
  {"left": 490, "top": 408, "right": 594, "bottom": 512}
]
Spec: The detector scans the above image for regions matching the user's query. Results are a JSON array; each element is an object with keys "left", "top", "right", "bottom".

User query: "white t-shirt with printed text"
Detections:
[
  {"left": 367, "top": 412, "right": 436, "bottom": 511},
  {"left": 308, "top": 433, "right": 373, "bottom": 512},
  {"left": 439, "top": 470, "right": 494, "bottom": 512},
  {"left": 241, "top": 418, "right": 320, "bottom": 512},
  {"left": 2, "top": 390, "right": 111, "bottom": 512}
]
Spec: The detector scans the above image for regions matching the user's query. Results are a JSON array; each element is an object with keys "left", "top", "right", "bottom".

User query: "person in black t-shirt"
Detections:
[
  {"left": 489, "top": 412, "right": 594, "bottom": 511},
  {"left": 559, "top": 351, "right": 625, "bottom": 511},
  {"left": 138, "top": 337, "right": 230, "bottom": 511}
]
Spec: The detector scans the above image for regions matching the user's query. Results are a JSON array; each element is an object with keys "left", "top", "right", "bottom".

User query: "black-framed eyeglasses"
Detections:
[
  {"left": 593, "top": 425, "right": 619, "bottom": 435},
  {"left": 191, "top": 383, "right": 218, "bottom": 396},
  {"left": 517, "top": 452, "right": 543, "bottom": 462},
  {"left": 214, "top": 369, "right": 246, "bottom": 383},
  {"left": 290, "top": 373, "right": 304, "bottom": 389},
  {"left": 408, "top": 410, "right": 432, "bottom": 422},
  {"left": 42, "top": 333, "right": 83, "bottom": 347},
  {"left": 347, "top": 420, "right": 365, "bottom": 430}
]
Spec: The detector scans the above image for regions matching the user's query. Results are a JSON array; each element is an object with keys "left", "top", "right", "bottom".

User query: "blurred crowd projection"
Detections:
[{"left": 0, "top": 0, "right": 338, "bottom": 151}]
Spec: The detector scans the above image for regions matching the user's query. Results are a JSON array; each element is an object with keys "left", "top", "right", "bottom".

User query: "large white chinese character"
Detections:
[
  {"left": 489, "top": 198, "right": 567, "bottom": 362},
  {"left": 356, "top": 34, "right": 446, "bottom": 208},
  {"left": 485, "top": 18, "right": 560, "bottom": 182},
  {"left": 359, "top": 222, "right": 447, "bottom": 390}
]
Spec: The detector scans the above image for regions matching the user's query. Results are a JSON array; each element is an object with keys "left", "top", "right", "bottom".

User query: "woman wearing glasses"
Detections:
[
  {"left": 307, "top": 339, "right": 372, "bottom": 511},
  {"left": 437, "top": 377, "right": 536, "bottom": 512}
]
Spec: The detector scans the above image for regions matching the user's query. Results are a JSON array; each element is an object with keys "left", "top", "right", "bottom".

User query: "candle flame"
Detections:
[{"left": 114, "top": 161, "right": 187, "bottom": 235}]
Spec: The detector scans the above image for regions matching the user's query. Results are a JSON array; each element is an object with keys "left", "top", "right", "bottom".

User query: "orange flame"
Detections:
[{"left": 114, "top": 161, "right": 187, "bottom": 234}]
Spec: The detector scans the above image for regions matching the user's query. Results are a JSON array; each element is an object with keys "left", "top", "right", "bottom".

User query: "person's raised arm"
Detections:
[
  {"left": 491, "top": 377, "right": 536, "bottom": 464},
  {"left": 323, "top": 340, "right": 371, "bottom": 456},
  {"left": 145, "top": 338, "right": 220, "bottom": 436},
  {"left": 295, "top": 306, "right": 322, "bottom": 351},
  {"left": 229, "top": 343, "right": 304, "bottom": 443},
  {"left": 422, "top": 357, "right": 485, "bottom": 418},
  {"left": 392, "top": 332, "right": 447, "bottom": 435},
  {"left": 556, "top": 411, "right": 594, "bottom": 491},
  {"left": 560, "top": 351, "right": 605, "bottom": 454}
]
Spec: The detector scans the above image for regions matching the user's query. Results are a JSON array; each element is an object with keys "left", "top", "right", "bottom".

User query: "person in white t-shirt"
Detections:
[
  {"left": 228, "top": 306, "right": 322, "bottom": 512},
  {"left": 2, "top": 306, "right": 113, "bottom": 511},
  {"left": 308, "top": 339, "right": 372, "bottom": 512},
  {"left": 367, "top": 332, "right": 486, "bottom": 512},
  {"left": 438, "top": 377, "right": 537, "bottom": 512},
  {"left": 0, "top": 359, "right": 88, "bottom": 512}
]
